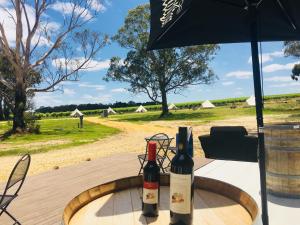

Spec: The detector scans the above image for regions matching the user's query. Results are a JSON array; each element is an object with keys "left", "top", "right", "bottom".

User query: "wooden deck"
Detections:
[{"left": 0, "top": 153, "right": 212, "bottom": 225}]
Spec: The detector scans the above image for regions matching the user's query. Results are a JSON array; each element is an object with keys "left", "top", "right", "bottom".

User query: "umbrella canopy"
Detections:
[
  {"left": 148, "top": 1, "right": 300, "bottom": 225},
  {"left": 246, "top": 95, "right": 256, "bottom": 106},
  {"left": 202, "top": 100, "right": 215, "bottom": 108},
  {"left": 136, "top": 105, "right": 148, "bottom": 113},
  {"left": 148, "top": 0, "right": 300, "bottom": 49},
  {"left": 70, "top": 108, "right": 83, "bottom": 117}
]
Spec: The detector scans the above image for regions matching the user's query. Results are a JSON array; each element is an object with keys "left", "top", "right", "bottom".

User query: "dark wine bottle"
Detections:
[
  {"left": 170, "top": 127, "right": 194, "bottom": 225},
  {"left": 142, "top": 142, "right": 160, "bottom": 217}
]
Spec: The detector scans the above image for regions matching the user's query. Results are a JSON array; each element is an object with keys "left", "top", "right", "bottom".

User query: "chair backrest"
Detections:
[
  {"left": 1, "top": 154, "right": 31, "bottom": 203},
  {"left": 146, "top": 133, "right": 171, "bottom": 153}
]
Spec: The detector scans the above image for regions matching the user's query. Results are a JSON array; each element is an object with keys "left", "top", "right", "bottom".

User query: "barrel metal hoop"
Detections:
[
  {"left": 267, "top": 171, "right": 300, "bottom": 179},
  {"left": 265, "top": 145, "right": 300, "bottom": 152},
  {"left": 265, "top": 136, "right": 300, "bottom": 141},
  {"left": 267, "top": 189, "right": 300, "bottom": 199},
  {"left": 264, "top": 124, "right": 300, "bottom": 130}
]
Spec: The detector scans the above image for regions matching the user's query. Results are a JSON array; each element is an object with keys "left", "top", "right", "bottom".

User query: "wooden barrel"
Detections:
[
  {"left": 265, "top": 123, "right": 300, "bottom": 198},
  {"left": 62, "top": 174, "right": 258, "bottom": 225}
]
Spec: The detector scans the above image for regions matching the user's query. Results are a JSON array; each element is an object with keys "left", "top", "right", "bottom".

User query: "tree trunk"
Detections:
[
  {"left": 13, "top": 76, "right": 27, "bottom": 132},
  {"left": 160, "top": 88, "right": 169, "bottom": 117},
  {"left": 0, "top": 97, "right": 4, "bottom": 121}
]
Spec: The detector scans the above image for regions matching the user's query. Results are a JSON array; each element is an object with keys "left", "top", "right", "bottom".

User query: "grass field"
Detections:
[
  {"left": 0, "top": 96, "right": 300, "bottom": 158},
  {"left": 35, "top": 92, "right": 300, "bottom": 118},
  {"left": 0, "top": 118, "right": 120, "bottom": 157},
  {"left": 109, "top": 101, "right": 300, "bottom": 123}
]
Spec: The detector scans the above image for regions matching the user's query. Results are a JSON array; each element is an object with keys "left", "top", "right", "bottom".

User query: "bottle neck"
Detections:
[{"left": 148, "top": 148, "right": 156, "bottom": 161}]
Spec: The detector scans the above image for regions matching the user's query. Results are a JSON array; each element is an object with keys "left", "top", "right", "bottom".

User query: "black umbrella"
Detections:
[{"left": 147, "top": 1, "right": 300, "bottom": 225}]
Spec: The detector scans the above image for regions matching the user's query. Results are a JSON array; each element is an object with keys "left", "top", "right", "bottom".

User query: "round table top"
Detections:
[
  {"left": 69, "top": 187, "right": 252, "bottom": 225},
  {"left": 63, "top": 175, "right": 258, "bottom": 225},
  {"left": 145, "top": 136, "right": 174, "bottom": 141}
]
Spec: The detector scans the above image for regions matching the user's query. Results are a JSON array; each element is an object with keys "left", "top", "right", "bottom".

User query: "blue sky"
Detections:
[{"left": 12, "top": 0, "right": 300, "bottom": 108}]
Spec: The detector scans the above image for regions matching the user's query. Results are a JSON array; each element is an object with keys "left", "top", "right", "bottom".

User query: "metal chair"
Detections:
[
  {"left": 0, "top": 154, "right": 31, "bottom": 225},
  {"left": 138, "top": 133, "right": 173, "bottom": 175}
]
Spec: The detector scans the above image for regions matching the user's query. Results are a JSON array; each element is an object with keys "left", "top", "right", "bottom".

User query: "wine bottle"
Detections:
[
  {"left": 142, "top": 142, "right": 160, "bottom": 217},
  {"left": 170, "top": 127, "right": 194, "bottom": 225}
]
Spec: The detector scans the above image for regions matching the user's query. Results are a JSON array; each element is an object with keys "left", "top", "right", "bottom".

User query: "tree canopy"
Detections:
[
  {"left": 284, "top": 41, "right": 300, "bottom": 81},
  {"left": 0, "top": 0, "right": 108, "bottom": 132},
  {"left": 105, "top": 4, "right": 219, "bottom": 116}
]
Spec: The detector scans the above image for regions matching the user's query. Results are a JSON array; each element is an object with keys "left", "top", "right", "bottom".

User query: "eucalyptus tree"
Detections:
[
  {"left": 105, "top": 4, "right": 219, "bottom": 116},
  {"left": 0, "top": 0, "right": 108, "bottom": 132}
]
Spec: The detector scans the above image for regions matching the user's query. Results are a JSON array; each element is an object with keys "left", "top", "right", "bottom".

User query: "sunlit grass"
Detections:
[
  {"left": 0, "top": 118, "right": 120, "bottom": 157},
  {"left": 109, "top": 102, "right": 300, "bottom": 123},
  {"left": 0, "top": 98, "right": 299, "bottom": 157}
]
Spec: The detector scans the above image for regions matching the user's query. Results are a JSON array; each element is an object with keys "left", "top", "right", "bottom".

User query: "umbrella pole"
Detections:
[{"left": 249, "top": 4, "right": 269, "bottom": 225}]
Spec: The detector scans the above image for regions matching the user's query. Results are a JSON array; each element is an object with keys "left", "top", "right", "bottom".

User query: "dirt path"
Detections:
[
  {"left": 0, "top": 115, "right": 286, "bottom": 181},
  {"left": 0, "top": 118, "right": 175, "bottom": 181}
]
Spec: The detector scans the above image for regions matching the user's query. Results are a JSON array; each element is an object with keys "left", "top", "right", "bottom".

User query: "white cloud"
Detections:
[
  {"left": 90, "top": 0, "right": 106, "bottom": 12},
  {"left": 0, "top": 3, "right": 60, "bottom": 46},
  {"left": 82, "top": 94, "right": 112, "bottom": 103},
  {"left": 264, "top": 76, "right": 292, "bottom": 82},
  {"left": 225, "top": 71, "right": 252, "bottom": 79},
  {"left": 221, "top": 81, "right": 235, "bottom": 86},
  {"left": 52, "top": 58, "right": 110, "bottom": 72},
  {"left": 78, "top": 82, "right": 105, "bottom": 90},
  {"left": 63, "top": 88, "right": 76, "bottom": 96},
  {"left": 61, "top": 81, "right": 77, "bottom": 86},
  {"left": 51, "top": 1, "right": 106, "bottom": 21},
  {"left": 104, "top": 0, "right": 112, "bottom": 7},
  {"left": 84, "top": 59, "right": 110, "bottom": 71},
  {"left": 82, "top": 94, "right": 94, "bottom": 99},
  {"left": 51, "top": 2, "right": 91, "bottom": 21},
  {"left": 248, "top": 51, "right": 283, "bottom": 64},
  {"left": 0, "top": 0, "right": 8, "bottom": 6},
  {"left": 262, "top": 61, "right": 300, "bottom": 73},
  {"left": 34, "top": 92, "right": 64, "bottom": 107},
  {"left": 268, "top": 82, "right": 300, "bottom": 88},
  {"left": 111, "top": 88, "right": 127, "bottom": 93},
  {"left": 234, "top": 91, "right": 244, "bottom": 96}
]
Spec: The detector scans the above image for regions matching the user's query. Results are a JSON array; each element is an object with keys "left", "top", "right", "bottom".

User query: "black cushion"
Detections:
[
  {"left": 199, "top": 126, "right": 258, "bottom": 162},
  {"left": 210, "top": 126, "right": 248, "bottom": 137}
]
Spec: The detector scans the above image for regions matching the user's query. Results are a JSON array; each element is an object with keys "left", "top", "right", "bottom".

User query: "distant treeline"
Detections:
[
  {"left": 32, "top": 93, "right": 300, "bottom": 119},
  {"left": 36, "top": 101, "right": 160, "bottom": 113}
]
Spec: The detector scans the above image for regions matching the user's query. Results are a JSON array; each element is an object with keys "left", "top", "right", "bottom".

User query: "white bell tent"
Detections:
[
  {"left": 135, "top": 105, "right": 147, "bottom": 113},
  {"left": 202, "top": 100, "right": 215, "bottom": 108},
  {"left": 107, "top": 107, "right": 117, "bottom": 115},
  {"left": 246, "top": 95, "right": 256, "bottom": 106},
  {"left": 168, "top": 103, "right": 178, "bottom": 110},
  {"left": 70, "top": 108, "right": 83, "bottom": 117}
]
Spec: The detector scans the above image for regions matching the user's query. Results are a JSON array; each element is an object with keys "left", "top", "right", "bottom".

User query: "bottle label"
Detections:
[
  {"left": 170, "top": 172, "right": 191, "bottom": 214},
  {"left": 143, "top": 181, "right": 159, "bottom": 204}
]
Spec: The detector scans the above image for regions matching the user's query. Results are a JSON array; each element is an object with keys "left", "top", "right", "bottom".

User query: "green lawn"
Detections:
[
  {"left": 0, "top": 118, "right": 120, "bottom": 157},
  {"left": 1, "top": 99, "right": 299, "bottom": 157},
  {"left": 109, "top": 102, "right": 300, "bottom": 123}
]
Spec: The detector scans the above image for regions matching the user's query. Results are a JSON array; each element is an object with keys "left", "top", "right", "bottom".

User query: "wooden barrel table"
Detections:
[
  {"left": 265, "top": 123, "right": 300, "bottom": 198},
  {"left": 63, "top": 174, "right": 258, "bottom": 225}
]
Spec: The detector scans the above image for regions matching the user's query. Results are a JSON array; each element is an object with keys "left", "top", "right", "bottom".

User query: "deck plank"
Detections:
[{"left": 69, "top": 186, "right": 253, "bottom": 225}]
